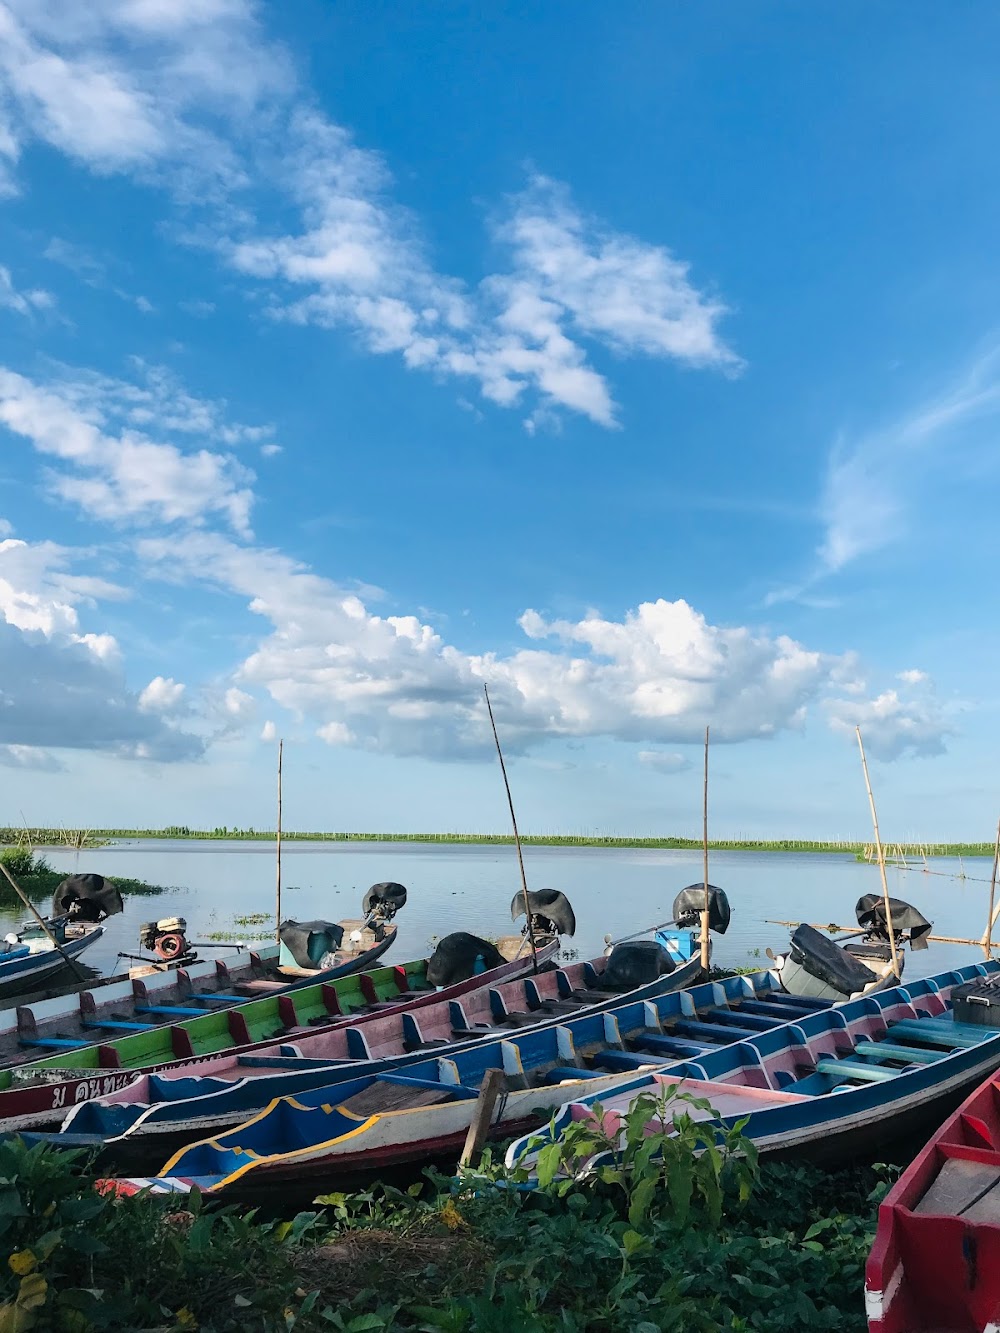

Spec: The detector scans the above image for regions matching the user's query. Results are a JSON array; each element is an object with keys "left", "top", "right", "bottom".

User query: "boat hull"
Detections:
[
  {"left": 865, "top": 1057, "right": 1000, "bottom": 1331},
  {"left": 0, "top": 927, "right": 104, "bottom": 1000}
]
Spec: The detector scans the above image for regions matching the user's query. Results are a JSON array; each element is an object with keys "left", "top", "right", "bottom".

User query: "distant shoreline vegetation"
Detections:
[{"left": 1, "top": 827, "right": 996, "bottom": 858}]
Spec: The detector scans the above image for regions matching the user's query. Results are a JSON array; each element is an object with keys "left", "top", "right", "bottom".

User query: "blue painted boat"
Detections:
[
  {"left": 0, "top": 920, "right": 106, "bottom": 1002},
  {"left": 82, "top": 970, "right": 830, "bottom": 1195},
  {"left": 506, "top": 960, "right": 1000, "bottom": 1181}
]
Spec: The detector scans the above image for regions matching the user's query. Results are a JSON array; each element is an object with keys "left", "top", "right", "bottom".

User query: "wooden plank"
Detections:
[{"left": 459, "top": 1068, "right": 506, "bottom": 1168}]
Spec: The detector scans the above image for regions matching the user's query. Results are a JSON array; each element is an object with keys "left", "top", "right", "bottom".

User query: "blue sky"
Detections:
[{"left": 0, "top": 0, "right": 998, "bottom": 839}]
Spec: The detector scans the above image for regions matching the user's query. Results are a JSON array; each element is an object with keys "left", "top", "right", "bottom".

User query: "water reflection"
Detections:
[{"left": 1, "top": 840, "right": 994, "bottom": 986}]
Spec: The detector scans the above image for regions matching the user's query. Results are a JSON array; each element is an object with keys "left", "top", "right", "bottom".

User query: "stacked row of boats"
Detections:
[{"left": 12, "top": 866, "right": 1000, "bottom": 1330}]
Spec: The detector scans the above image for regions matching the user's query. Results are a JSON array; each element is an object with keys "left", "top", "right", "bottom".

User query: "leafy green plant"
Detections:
[
  {"left": 513, "top": 1082, "right": 758, "bottom": 1229},
  {"left": 0, "top": 846, "right": 43, "bottom": 879}
]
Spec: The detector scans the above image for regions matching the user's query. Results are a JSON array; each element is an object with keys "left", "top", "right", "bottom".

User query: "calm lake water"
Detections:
[{"left": 5, "top": 841, "right": 996, "bottom": 985}]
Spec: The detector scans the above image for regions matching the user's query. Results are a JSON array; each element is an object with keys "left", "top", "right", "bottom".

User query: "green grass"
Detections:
[
  {"left": 0, "top": 855, "right": 169, "bottom": 910},
  {"left": 6, "top": 825, "right": 999, "bottom": 857}
]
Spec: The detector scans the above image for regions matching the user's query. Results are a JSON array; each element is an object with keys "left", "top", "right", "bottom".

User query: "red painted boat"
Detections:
[{"left": 866, "top": 1063, "right": 1000, "bottom": 1331}]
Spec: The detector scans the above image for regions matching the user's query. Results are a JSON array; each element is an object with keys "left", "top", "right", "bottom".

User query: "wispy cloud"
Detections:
[
  {"left": 821, "top": 346, "right": 1000, "bottom": 573},
  {"left": 766, "top": 345, "right": 1000, "bottom": 606},
  {"left": 0, "top": 2, "right": 739, "bottom": 428},
  {"left": 0, "top": 363, "right": 259, "bottom": 534},
  {"left": 0, "top": 263, "right": 54, "bottom": 315}
]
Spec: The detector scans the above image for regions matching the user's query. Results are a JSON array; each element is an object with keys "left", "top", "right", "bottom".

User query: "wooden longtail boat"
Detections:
[
  {"left": 0, "top": 921, "right": 107, "bottom": 1000},
  {"left": 0, "top": 924, "right": 399, "bottom": 1070},
  {"left": 0, "top": 873, "right": 128, "bottom": 1001},
  {"left": 865, "top": 1003, "right": 1000, "bottom": 1330},
  {"left": 771, "top": 897, "right": 932, "bottom": 1004},
  {"left": 504, "top": 961, "right": 1000, "bottom": 1181},
  {"left": 92, "top": 970, "right": 820, "bottom": 1199}
]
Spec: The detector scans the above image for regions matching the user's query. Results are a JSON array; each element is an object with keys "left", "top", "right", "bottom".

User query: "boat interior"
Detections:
[
  {"left": 508, "top": 962, "right": 1000, "bottom": 1167},
  {"left": 867, "top": 1069, "right": 1000, "bottom": 1333}
]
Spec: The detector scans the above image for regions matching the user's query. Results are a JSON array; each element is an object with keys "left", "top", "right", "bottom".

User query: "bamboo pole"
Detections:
[
  {"left": 856, "top": 727, "right": 901, "bottom": 978},
  {"left": 986, "top": 810, "right": 1000, "bottom": 959},
  {"left": 0, "top": 860, "right": 87, "bottom": 982},
  {"left": 275, "top": 738, "right": 284, "bottom": 943},
  {"left": 983, "top": 814, "right": 1000, "bottom": 957},
  {"left": 765, "top": 918, "right": 995, "bottom": 949},
  {"left": 700, "top": 726, "right": 711, "bottom": 973},
  {"left": 484, "top": 684, "right": 538, "bottom": 974}
]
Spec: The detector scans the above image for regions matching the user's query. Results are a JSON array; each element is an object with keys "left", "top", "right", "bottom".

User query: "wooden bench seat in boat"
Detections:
[
  {"left": 673, "top": 1018, "right": 763, "bottom": 1043},
  {"left": 853, "top": 1040, "right": 948, "bottom": 1065},
  {"left": 887, "top": 1019, "right": 989, "bottom": 1049},
  {"left": 814, "top": 1057, "right": 900, "bottom": 1083}
]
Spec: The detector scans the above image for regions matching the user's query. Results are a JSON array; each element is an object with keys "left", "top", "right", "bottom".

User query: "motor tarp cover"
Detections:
[
  {"left": 362, "top": 882, "right": 407, "bottom": 917},
  {"left": 426, "top": 932, "right": 505, "bottom": 987},
  {"left": 51, "top": 873, "right": 124, "bottom": 922},
  {"left": 278, "top": 920, "right": 345, "bottom": 970},
  {"left": 601, "top": 939, "right": 675, "bottom": 990},
  {"left": 672, "top": 885, "right": 731, "bottom": 935},
  {"left": 855, "top": 895, "right": 932, "bottom": 949},
  {"left": 510, "top": 889, "right": 576, "bottom": 936},
  {"left": 789, "top": 923, "right": 877, "bottom": 994}
]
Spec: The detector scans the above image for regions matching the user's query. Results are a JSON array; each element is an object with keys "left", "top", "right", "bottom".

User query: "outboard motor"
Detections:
[
  {"left": 139, "top": 917, "right": 193, "bottom": 962},
  {"left": 601, "top": 939, "right": 675, "bottom": 991},
  {"left": 650, "top": 883, "right": 731, "bottom": 966},
  {"left": 855, "top": 895, "right": 931, "bottom": 954},
  {"left": 671, "top": 885, "right": 731, "bottom": 935},
  {"left": 510, "top": 889, "right": 576, "bottom": 940},
  {"left": 362, "top": 882, "right": 407, "bottom": 940},
  {"left": 426, "top": 932, "right": 505, "bottom": 987},
  {"left": 278, "top": 920, "right": 346, "bottom": 971},
  {"left": 51, "top": 873, "right": 124, "bottom": 924}
]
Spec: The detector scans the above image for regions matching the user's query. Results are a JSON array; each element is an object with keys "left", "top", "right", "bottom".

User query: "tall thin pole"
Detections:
[
  {"left": 856, "top": 727, "right": 900, "bottom": 978},
  {"left": 700, "top": 726, "right": 711, "bottom": 973},
  {"left": 983, "top": 814, "right": 1000, "bottom": 958},
  {"left": 0, "top": 860, "right": 87, "bottom": 982},
  {"left": 484, "top": 684, "right": 538, "bottom": 973},
  {"left": 275, "top": 739, "right": 284, "bottom": 941}
]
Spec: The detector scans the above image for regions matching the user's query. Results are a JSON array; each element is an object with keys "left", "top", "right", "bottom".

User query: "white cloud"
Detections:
[
  {"left": 825, "top": 675, "right": 951, "bottom": 761},
  {"left": 138, "top": 674, "right": 185, "bottom": 712},
  {"left": 637, "top": 750, "right": 691, "bottom": 774},
  {"left": 897, "top": 668, "right": 928, "bottom": 686},
  {"left": 260, "top": 719, "right": 276, "bottom": 742},
  {"left": 260, "top": 443, "right": 282, "bottom": 457},
  {"left": 136, "top": 530, "right": 928, "bottom": 763},
  {"left": 0, "top": 536, "right": 201, "bottom": 759},
  {"left": 318, "top": 720, "right": 354, "bottom": 746},
  {"left": 0, "top": 264, "right": 54, "bottom": 315},
  {"left": 225, "top": 123, "right": 737, "bottom": 426},
  {"left": 0, "top": 363, "right": 259, "bottom": 533},
  {"left": 179, "top": 298, "right": 215, "bottom": 317},
  {"left": 223, "top": 686, "right": 253, "bottom": 717},
  {"left": 0, "top": 5, "right": 738, "bottom": 427},
  {"left": 0, "top": 0, "right": 290, "bottom": 189},
  {"left": 496, "top": 177, "right": 740, "bottom": 371}
]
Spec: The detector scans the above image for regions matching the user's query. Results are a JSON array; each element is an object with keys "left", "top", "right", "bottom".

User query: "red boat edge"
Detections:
[{"left": 866, "top": 1066, "right": 1000, "bottom": 1333}]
